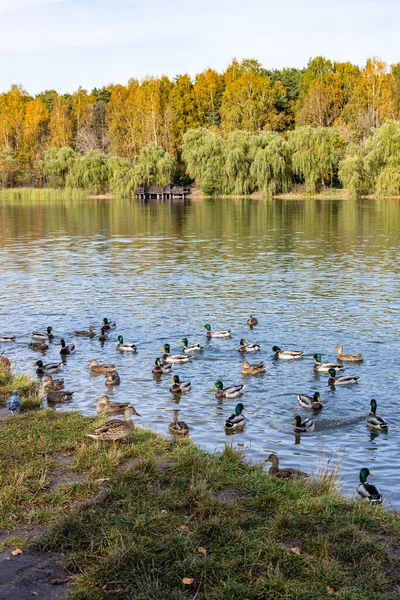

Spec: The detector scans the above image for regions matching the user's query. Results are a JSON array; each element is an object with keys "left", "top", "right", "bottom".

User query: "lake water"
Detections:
[{"left": 1, "top": 195, "right": 399, "bottom": 507}]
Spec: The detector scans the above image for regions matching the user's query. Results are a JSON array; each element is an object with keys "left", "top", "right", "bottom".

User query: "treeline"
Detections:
[{"left": 2, "top": 56, "right": 400, "bottom": 195}]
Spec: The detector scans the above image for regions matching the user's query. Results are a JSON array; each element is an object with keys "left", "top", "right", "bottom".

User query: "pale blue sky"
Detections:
[{"left": 1, "top": 0, "right": 399, "bottom": 94}]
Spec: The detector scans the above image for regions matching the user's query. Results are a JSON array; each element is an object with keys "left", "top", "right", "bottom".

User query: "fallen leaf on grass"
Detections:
[
  {"left": 197, "top": 546, "right": 207, "bottom": 556},
  {"left": 160, "top": 509, "right": 168, "bottom": 515},
  {"left": 178, "top": 524, "right": 189, "bottom": 532},
  {"left": 182, "top": 577, "right": 194, "bottom": 585},
  {"left": 11, "top": 548, "right": 22, "bottom": 556},
  {"left": 326, "top": 586, "right": 335, "bottom": 595},
  {"left": 290, "top": 547, "right": 301, "bottom": 555},
  {"left": 51, "top": 578, "right": 70, "bottom": 585}
]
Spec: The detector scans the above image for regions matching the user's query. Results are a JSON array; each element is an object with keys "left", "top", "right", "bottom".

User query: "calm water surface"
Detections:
[{"left": 1, "top": 195, "right": 399, "bottom": 506}]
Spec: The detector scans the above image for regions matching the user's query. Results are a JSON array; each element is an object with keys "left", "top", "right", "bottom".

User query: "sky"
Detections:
[{"left": 1, "top": 0, "right": 400, "bottom": 94}]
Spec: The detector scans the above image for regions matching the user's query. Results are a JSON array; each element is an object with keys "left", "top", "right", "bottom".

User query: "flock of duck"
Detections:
[{"left": 1, "top": 315, "right": 385, "bottom": 504}]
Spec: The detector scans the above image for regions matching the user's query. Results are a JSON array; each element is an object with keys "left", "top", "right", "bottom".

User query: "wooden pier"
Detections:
[{"left": 136, "top": 185, "right": 190, "bottom": 200}]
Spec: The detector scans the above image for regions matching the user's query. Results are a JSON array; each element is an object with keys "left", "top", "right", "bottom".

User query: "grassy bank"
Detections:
[
  {"left": 0, "top": 187, "right": 86, "bottom": 201},
  {"left": 1, "top": 369, "right": 400, "bottom": 599}
]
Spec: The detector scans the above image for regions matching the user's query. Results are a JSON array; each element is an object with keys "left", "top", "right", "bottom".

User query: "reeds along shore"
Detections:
[{"left": 1, "top": 367, "right": 400, "bottom": 599}]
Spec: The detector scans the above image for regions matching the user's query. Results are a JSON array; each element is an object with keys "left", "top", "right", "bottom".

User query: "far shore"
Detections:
[{"left": 1, "top": 187, "right": 400, "bottom": 201}]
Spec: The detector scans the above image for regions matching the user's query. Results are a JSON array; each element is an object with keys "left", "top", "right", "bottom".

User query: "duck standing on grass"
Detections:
[
  {"left": 168, "top": 409, "right": 189, "bottom": 435},
  {"left": 7, "top": 390, "right": 21, "bottom": 415},
  {"left": 225, "top": 403, "right": 247, "bottom": 430},
  {"left": 87, "top": 406, "right": 141, "bottom": 445},
  {"left": 366, "top": 399, "right": 388, "bottom": 431},
  {"left": 292, "top": 415, "right": 315, "bottom": 433},
  {"left": 356, "top": 468, "right": 382, "bottom": 503},
  {"left": 265, "top": 454, "right": 308, "bottom": 479},
  {"left": 59, "top": 339, "right": 76, "bottom": 355},
  {"left": 328, "top": 368, "right": 360, "bottom": 386}
]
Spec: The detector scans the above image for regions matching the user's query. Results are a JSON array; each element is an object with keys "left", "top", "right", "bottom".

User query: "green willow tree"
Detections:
[
  {"left": 66, "top": 151, "right": 109, "bottom": 194},
  {"left": 182, "top": 128, "right": 227, "bottom": 194},
  {"left": 287, "top": 126, "right": 341, "bottom": 192},
  {"left": 40, "top": 147, "right": 78, "bottom": 187}
]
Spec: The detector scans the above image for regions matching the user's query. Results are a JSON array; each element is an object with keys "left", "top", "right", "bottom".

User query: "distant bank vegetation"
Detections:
[{"left": 2, "top": 56, "right": 400, "bottom": 196}]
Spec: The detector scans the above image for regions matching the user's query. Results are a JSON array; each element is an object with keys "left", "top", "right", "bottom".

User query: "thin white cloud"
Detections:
[{"left": 0, "top": 0, "right": 65, "bottom": 16}]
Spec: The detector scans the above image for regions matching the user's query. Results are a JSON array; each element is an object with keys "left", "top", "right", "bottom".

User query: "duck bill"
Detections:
[
  {"left": 133, "top": 410, "right": 141, "bottom": 417},
  {"left": 178, "top": 339, "right": 183, "bottom": 343},
  {"left": 211, "top": 384, "right": 216, "bottom": 390},
  {"left": 369, "top": 472, "right": 374, "bottom": 476},
  {"left": 292, "top": 419, "right": 296, "bottom": 424}
]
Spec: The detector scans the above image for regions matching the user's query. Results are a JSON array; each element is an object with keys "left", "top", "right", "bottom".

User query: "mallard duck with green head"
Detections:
[
  {"left": 59, "top": 339, "right": 76, "bottom": 355},
  {"left": 116, "top": 335, "right": 137, "bottom": 352},
  {"left": 297, "top": 392, "right": 323, "bottom": 410},
  {"left": 356, "top": 468, "right": 382, "bottom": 503},
  {"left": 35, "top": 360, "right": 61, "bottom": 375},
  {"left": 87, "top": 406, "right": 141, "bottom": 445},
  {"left": 225, "top": 403, "right": 247, "bottom": 429},
  {"left": 32, "top": 327, "right": 54, "bottom": 341},
  {"left": 212, "top": 381, "right": 245, "bottom": 399},
  {"left": 334, "top": 345, "right": 363, "bottom": 362},
  {"left": 98, "top": 327, "right": 108, "bottom": 341},
  {"left": 265, "top": 454, "right": 308, "bottom": 479},
  {"left": 74, "top": 326, "right": 97, "bottom": 337},
  {"left": 238, "top": 339, "right": 260, "bottom": 353},
  {"left": 272, "top": 346, "right": 303, "bottom": 360},
  {"left": 168, "top": 409, "right": 189, "bottom": 435},
  {"left": 170, "top": 375, "right": 191, "bottom": 394},
  {"left": 292, "top": 415, "right": 315, "bottom": 433},
  {"left": 328, "top": 368, "right": 360, "bottom": 386},
  {"left": 366, "top": 399, "right": 388, "bottom": 431},
  {"left": 203, "top": 323, "right": 231, "bottom": 338},
  {"left": 161, "top": 344, "right": 191, "bottom": 364},
  {"left": 102, "top": 318, "right": 116, "bottom": 330},
  {"left": 312, "top": 353, "right": 344, "bottom": 373},
  {"left": 178, "top": 338, "right": 203, "bottom": 353},
  {"left": 152, "top": 358, "right": 172, "bottom": 374}
]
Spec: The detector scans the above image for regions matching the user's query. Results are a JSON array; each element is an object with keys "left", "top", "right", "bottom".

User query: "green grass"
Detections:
[
  {"left": 1, "top": 370, "right": 400, "bottom": 599},
  {"left": 0, "top": 187, "right": 86, "bottom": 202},
  {"left": 0, "top": 367, "right": 41, "bottom": 409}
]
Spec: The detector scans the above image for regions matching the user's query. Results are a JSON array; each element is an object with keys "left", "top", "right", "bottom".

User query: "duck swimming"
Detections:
[
  {"left": 247, "top": 315, "right": 258, "bottom": 326},
  {"left": 59, "top": 339, "right": 76, "bottom": 355},
  {"left": 212, "top": 381, "right": 245, "bottom": 399},
  {"left": 241, "top": 361, "right": 267, "bottom": 375},
  {"left": 334, "top": 345, "right": 363, "bottom": 362},
  {"left": 170, "top": 375, "right": 191, "bottom": 394},
  {"left": 366, "top": 399, "right": 388, "bottom": 431},
  {"left": 74, "top": 326, "right": 97, "bottom": 337},
  {"left": 203, "top": 323, "right": 231, "bottom": 338},
  {"left": 297, "top": 392, "right": 322, "bottom": 410},
  {"left": 32, "top": 327, "right": 54, "bottom": 341},
  {"left": 312, "top": 353, "right": 344, "bottom": 373},
  {"left": 225, "top": 403, "right": 247, "bottom": 430},
  {"left": 272, "top": 346, "right": 303, "bottom": 360},
  {"left": 292, "top": 415, "right": 314, "bottom": 433},
  {"left": 161, "top": 344, "right": 191, "bottom": 364},
  {"left": 116, "top": 335, "right": 137, "bottom": 352},
  {"left": 178, "top": 338, "right": 203, "bottom": 353},
  {"left": 35, "top": 360, "right": 61, "bottom": 375},
  {"left": 152, "top": 358, "right": 172, "bottom": 374},
  {"left": 238, "top": 339, "right": 260, "bottom": 353},
  {"left": 328, "top": 368, "right": 360, "bottom": 386}
]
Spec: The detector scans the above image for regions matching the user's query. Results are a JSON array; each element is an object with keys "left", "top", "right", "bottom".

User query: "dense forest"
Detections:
[{"left": 2, "top": 56, "right": 400, "bottom": 196}]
